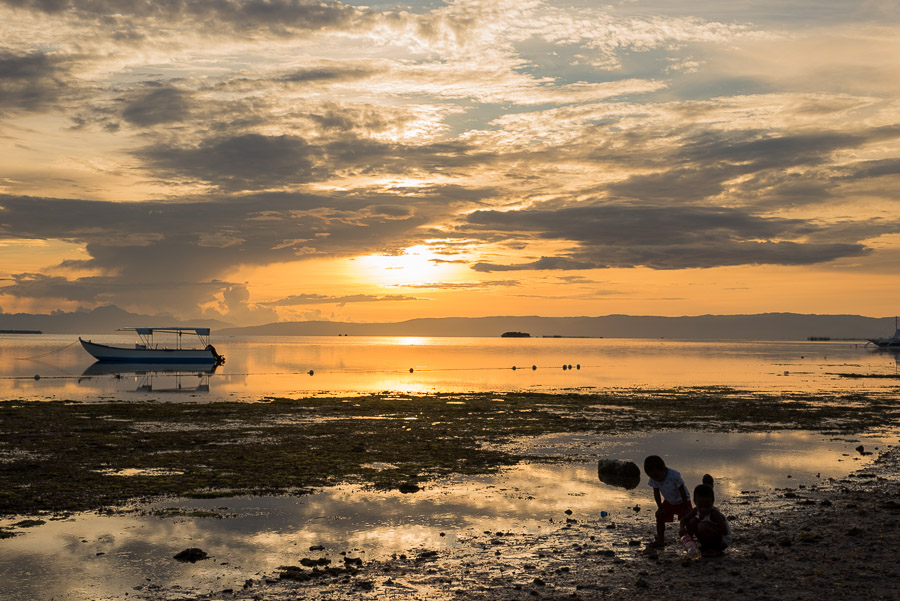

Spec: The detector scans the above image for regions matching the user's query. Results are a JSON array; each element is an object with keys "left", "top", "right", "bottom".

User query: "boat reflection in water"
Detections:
[{"left": 79, "top": 362, "right": 218, "bottom": 393}]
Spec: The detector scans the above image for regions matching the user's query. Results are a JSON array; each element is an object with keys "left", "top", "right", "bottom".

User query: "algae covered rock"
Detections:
[
  {"left": 597, "top": 459, "right": 641, "bottom": 489},
  {"left": 173, "top": 548, "right": 209, "bottom": 562}
]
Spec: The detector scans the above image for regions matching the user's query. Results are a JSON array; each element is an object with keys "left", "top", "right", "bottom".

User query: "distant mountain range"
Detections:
[
  {"left": 0, "top": 305, "right": 233, "bottom": 334},
  {"left": 218, "top": 313, "right": 896, "bottom": 340},
  {"left": 0, "top": 306, "right": 895, "bottom": 340}
]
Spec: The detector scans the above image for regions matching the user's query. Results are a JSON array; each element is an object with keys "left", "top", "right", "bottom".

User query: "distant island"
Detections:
[
  {"left": 0, "top": 330, "right": 42, "bottom": 334},
  {"left": 501, "top": 331, "right": 531, "bottom": 338}
]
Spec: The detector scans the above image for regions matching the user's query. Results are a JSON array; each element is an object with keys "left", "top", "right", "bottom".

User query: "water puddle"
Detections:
[
  {"left": 0, "top": 429, "right": 894, "bottom": 601},
  {"left": 93, "top": 468, "right": 186, "bottom": 477}
]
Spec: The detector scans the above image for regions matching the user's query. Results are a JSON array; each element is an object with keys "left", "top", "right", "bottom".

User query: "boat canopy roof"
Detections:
[{"left": 119, "top": 327, "right": 211, "bottom": 336}]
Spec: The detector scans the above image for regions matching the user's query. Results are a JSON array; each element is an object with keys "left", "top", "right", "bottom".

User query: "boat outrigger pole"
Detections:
[{"left": 118, "top": 327, "right": 213, "bottom": 350}]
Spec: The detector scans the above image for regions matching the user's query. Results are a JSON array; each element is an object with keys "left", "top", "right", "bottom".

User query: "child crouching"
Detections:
[
  {"left": 680, "top": 479, "right": 732, "bottom": 557},
  {"left": 643, "top": 455, "right": 692, "bottom": 547}
]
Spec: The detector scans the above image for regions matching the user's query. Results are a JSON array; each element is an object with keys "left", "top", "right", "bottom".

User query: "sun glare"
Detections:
[{"left": 358, "top": 245, "right": 450, "bottom": 286}]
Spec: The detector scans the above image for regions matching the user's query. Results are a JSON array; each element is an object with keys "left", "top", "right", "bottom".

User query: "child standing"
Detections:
[
  {"left": 643, "top": 455, "right": 692, "bottom": 547},
  {"left": 680, "top": 481, "right": 732, "bottom": 557}
]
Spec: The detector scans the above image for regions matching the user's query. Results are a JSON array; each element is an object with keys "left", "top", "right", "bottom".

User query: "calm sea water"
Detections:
[{"left": 0, "top": 334, "right": 898, "bottom": 401}]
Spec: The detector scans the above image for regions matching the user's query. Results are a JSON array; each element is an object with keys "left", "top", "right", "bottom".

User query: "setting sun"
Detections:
[{"left": 358, "top": 245, "right": 463, "bottom": 286}]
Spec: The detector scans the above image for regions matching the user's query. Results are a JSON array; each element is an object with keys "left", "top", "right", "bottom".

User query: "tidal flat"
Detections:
[
  {"left": 2, "top": 387, "right": 900, "bottom": 601},
  {"left": 1, "top": 387, "right": 899, "bottom": 515}
]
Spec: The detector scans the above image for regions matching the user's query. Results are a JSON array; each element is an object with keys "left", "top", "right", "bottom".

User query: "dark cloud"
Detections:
[
  {"left": 462, "top": 203, "right": 883, "bottom": 270},
  {"left": 0, "top": 189, "right": 475, "bottom": 312},
  {"left": 677, "top": 130, "right": 863, "bottom": 169},
  {"left": 399, "top": 280, "right": 522, "bottom": 289},
  {"left": 322, "top": 138, "right": 485, "bottom": 175},
  {"left": 1, "top": 0, "right": 361, "bottom": 34},
  {"left": 305, "top": 102, "right": 417, "bottom": 135},
  {"left": 122, "top": 85, "right": 195, "bottom": 126},
  {"left": 845, "top": 158, "right": 900, "bottom": 180},
  {"left": 2, "top": 273, "right": 112, "bottom": 301},
  {"left": 283, "top": 64, "right": 383, "bottom": 84},
  {"left": 136, "top": 134, "right": 323, "bottom": 190},
  {"left": 472, "top": 256, "right": 595, "bottom": 272},
  {"left": 135, "top": 132, "right": 488, "bottom": 191},
  {"left": 603, "top": 130, "right": 864, "bottom": 204},
  {"left": 1, "top": 0, "right": 66, "bottom": 11},
  {"left": 0, "top": 191, "right": 440, "bottom": 267},
  {"left": 368, "top": 205, "right": 414, "bottom": 218},
  {"left": 580, "top": 126, "right": 900, "bottom": 211},
  {"left": 260, "top": 293, "right": 420, "bottom": 306},
  {"left": 0, "top": 272, "right": 227, "bottom": 315},
  {"left": 556, "top": 275, "right": 596, "bottom": 284},
  {"left": 0, "top": 51, "right": 70, "bottom": 114}
]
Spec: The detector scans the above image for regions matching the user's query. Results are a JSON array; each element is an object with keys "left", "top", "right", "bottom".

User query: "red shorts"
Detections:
[{"left": 657, "top": 500, "right": 692, "bottom": 523}]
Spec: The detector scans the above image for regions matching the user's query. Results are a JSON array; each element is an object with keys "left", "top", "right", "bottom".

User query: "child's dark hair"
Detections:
[
  {"left": 643, "top": 455, "right": 666, "bottom": 473},
  {"left": 693, "top": 483, "right": 715, "bottom": 502},
  {"left": 702, "top": 474, "right": 714, "bottom": 487}
]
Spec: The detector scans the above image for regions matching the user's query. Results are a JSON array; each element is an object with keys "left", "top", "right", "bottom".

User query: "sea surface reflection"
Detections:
[
  {"left": 1, "top": 334, "right": 898, "bottom": 401},
  {"left": 0, "top": 430, "right": 893, "bottom": 601}
]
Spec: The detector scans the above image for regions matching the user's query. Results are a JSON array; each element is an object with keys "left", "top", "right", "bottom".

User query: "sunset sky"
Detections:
[{"left": 1, "top": 0, "right": 899, "bottom": 325}]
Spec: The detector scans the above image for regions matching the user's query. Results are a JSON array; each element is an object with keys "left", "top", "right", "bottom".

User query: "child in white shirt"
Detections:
[{"left": 643, "top": 455, "right": 692, "bottom": 547}]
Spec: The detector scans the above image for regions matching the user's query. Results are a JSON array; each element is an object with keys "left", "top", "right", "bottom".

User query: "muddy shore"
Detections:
[
  {"left": 136, "top": 443, "right": 900, "bottom": 601},
  {"left": 2, "top": 388, "right": 899, "bottom": 600}
]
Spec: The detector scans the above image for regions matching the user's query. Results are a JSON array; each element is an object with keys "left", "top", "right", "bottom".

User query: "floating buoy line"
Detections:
[
  {"left": 2, "top": 363, "right": 593, "bottom": 382},
  {"left": 15, "top": 340, "right": 78, "bottom": 361}
]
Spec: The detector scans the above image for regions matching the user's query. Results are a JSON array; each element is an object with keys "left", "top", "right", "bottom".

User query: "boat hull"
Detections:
[
  {"left": 869, "top": 340, "right": 900, "bottom": 349},
  {"left": 79, "top": 338, "right": 218, "bottom": 364}
]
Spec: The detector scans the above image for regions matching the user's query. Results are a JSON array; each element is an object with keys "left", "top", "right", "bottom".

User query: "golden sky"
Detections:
[{"left": 1, "top": 0, "right": 899, "bottom": 325}]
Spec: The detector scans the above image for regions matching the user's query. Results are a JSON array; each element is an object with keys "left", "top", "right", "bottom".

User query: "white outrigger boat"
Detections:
[
  {"left": 79, "top": 327, "right": 225, "bottom": 364},
  {"left": 867, "top": 317, "right": 900, "bottom": 349}
]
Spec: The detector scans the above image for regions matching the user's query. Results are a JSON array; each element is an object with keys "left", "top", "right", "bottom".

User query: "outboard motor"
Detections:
[{"left": 206, "top": 344, "right": 226, "bottom": 365}]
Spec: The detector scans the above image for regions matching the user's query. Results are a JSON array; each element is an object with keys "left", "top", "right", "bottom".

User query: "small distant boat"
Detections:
[
  {"left": 867, "top": 317, "right": 900, "bottom": 349},
  {"left": 501, "top": 331, "right": 531, "bottom": 338},
  {"left": 79, "top": 327, "right": 225, "bottom": 364}
]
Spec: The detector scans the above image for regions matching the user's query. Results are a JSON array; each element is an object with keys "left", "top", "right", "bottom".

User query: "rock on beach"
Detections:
[
  {"left": 173, "top": 548, "right": 208, "bottom": 563},
  {"left": 597, "top": 458, "right": 642, "bottom": 489}
]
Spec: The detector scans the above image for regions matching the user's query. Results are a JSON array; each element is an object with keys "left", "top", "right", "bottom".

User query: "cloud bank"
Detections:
[{"left": 1, "top": 0, "right": 899, "bottom": 321}]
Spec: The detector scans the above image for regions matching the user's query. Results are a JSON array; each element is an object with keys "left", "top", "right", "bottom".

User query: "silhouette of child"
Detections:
[
  {"left": 643, "top": 455, "right": 692, "bottom": 547},
  {"left": 680, "top": 476, "right": 732, "bottom": 557}
]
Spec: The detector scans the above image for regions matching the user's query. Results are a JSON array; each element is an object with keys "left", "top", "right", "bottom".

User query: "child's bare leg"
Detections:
[{"left": 655, "top": 518, "right": 665, "bottom": 545}]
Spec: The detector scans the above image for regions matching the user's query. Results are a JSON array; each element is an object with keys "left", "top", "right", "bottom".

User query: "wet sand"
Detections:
[{"left": 134, "top": 442, "right": 900, "bottom": 601}]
